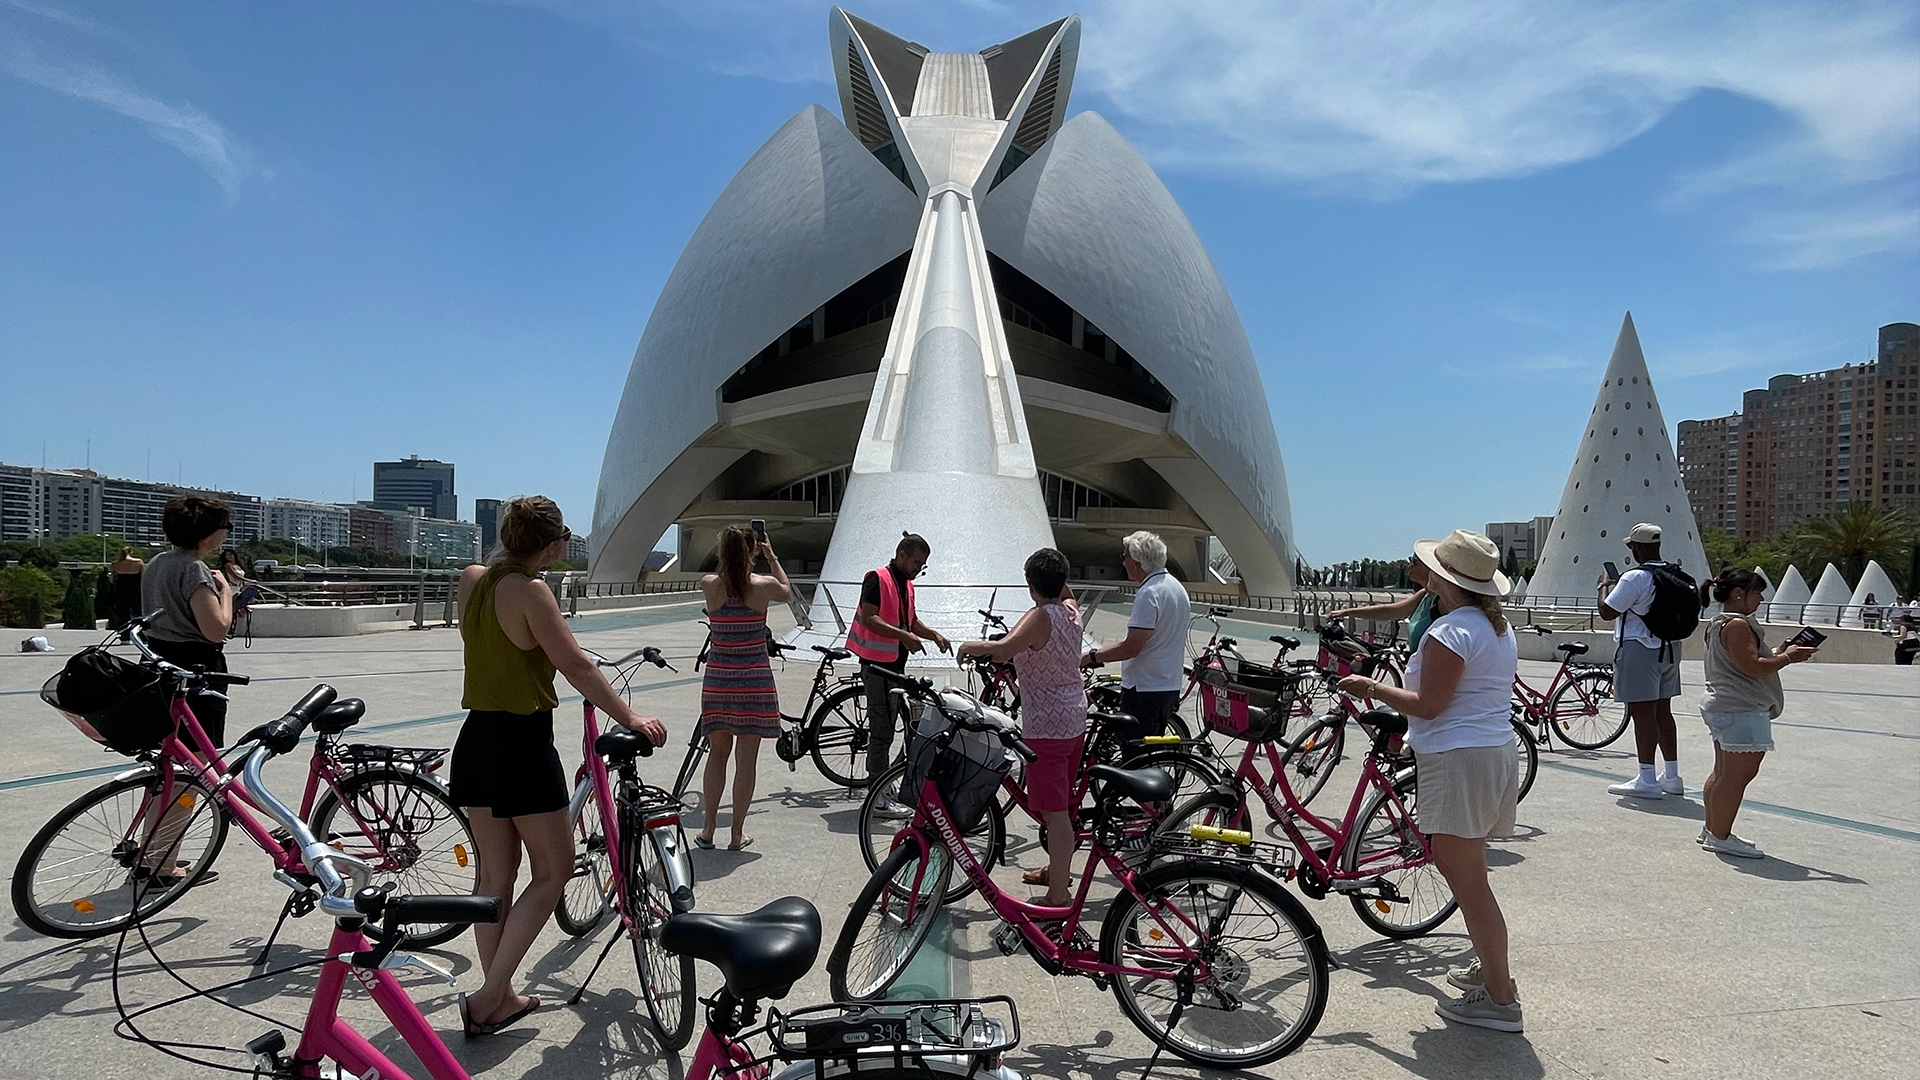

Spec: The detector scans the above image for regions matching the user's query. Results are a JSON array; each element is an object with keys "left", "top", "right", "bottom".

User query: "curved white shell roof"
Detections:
[
  {"left": 1772, "top": 565, "right": 1812, "bottom": 607},
  {"left": 590, "top": 105, "right": 922, "bottom": 579},
  {"left": 978, "top": 111, "right": 1297, "bottom": 588}
]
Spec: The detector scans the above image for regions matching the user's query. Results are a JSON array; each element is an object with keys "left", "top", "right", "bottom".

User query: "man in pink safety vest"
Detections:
[{"left": 848, "top": 531, "right": 950, "bottom": 818}]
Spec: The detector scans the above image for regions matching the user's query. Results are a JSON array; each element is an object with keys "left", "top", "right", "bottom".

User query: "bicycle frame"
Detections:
[
  {"left": 292, "top": 921, "right": 471, "bottom": 1080},
  {"left": 684, "top": 1024, "right": 770, "bottom": 1080},
  {"left": 1215, "top": 733, "right": 1427, "bottom": 886},
  {"left": 885, "top": 780, "right": 1222, "bottom": 987}
]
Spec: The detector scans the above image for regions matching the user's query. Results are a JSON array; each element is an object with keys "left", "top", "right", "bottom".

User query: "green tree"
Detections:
[
  {"left": 62, "top": 569, "right": 96, "bottom": 630},
  {"left": 1795, "top": 503, "right": 1917, "bottom": 585},
  {"left": 0, "top": 565, "right": 60, "bottom": 628}
]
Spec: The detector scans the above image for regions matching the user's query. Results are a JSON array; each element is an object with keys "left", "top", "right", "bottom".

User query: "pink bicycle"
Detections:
[
  {"left": 16, "top": 617, "right": 478, "bottom": 947},
  {"left": 826, "top": 668, "right": 1330, "bottom": 1070}
]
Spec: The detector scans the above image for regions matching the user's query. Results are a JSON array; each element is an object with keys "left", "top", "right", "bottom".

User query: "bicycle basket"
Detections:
[
  {"left": 1198, "top": 678, "right": 1288, "bottom": 743},
  {"left": 902, "top": 697, "right": 1016, "bottom": 832},
  {"left": 1232, "top": 658, "right": 1296, "bottom": 695},
  {"left": 40, "top": 646, "right": 174, "bottom": 756}
]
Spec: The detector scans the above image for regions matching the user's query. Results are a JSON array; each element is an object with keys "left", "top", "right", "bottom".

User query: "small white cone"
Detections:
[
  {"left": 1807, "top": 564, "right": 1851, "bottom": 626},
  {"left": 1842, "top": 560, "right": 1900, "bottom": 628}
]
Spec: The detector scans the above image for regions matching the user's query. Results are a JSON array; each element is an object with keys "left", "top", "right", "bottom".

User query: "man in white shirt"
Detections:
[
  {"left": 1085, "top": 531, "right": 1190, "bottom": 738},
  {"left": 1599, "top": 523, "right": 1683, "bottom": 799}
]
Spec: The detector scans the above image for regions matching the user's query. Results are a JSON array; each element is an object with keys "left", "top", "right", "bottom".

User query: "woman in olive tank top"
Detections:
[{"left": 451, "top": 497, "right": 667, "bottom": 1037}]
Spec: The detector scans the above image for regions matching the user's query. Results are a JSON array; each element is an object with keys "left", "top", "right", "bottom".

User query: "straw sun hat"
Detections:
[{"left": 1413, "top": 529, "right": 1512, "bottom": 598}]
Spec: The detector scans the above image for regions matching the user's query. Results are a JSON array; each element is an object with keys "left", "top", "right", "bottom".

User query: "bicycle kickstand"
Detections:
[
  {"left": 566, "top": 925, "right": 626, "bottom": 1006},
  {"left": 253, "top": 886, "right": 316, "bottom": 968},
  {"left": 1138, "top": 983, "right": 1190, "bottom": 1080}
]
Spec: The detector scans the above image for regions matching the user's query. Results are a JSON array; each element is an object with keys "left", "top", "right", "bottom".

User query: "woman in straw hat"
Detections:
[{"left": 1340, "top": 528, "right": 1523, "bottom": 1033}]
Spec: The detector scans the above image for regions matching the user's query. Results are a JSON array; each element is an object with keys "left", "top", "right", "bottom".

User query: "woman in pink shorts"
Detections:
[{"left": 957, "top": 548, "right": 1087, "bottom": 906}]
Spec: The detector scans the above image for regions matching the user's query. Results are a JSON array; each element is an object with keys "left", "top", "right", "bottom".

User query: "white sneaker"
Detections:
[
  {"left": 871, "top": 797, "right": 914, "bottom": 821},
  {"left": 1700, "top": 831, "right": 1764, "bottom": 859},
  {"left": 1447, "top": 959, "right": 1483, "bottom": 991},
  {"left": 1435, "top": 982, "right": 1524, "bottom": 1033},
  {"left": 1660, "top": 775, "right": 1686, "bottom": 795},
  {"left": 1607, "top": 776, "right": 1665, "bottom": 799}
]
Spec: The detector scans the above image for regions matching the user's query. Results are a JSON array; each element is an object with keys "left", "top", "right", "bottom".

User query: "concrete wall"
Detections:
[{"left": 244, "top": 588, "right": 702, "bottom": 638}]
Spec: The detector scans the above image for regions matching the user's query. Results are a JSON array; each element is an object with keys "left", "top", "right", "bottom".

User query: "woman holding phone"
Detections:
[
  {"left": 694, "top": 522, "right": 790, "bottom": 850},
  {"left": 1695, "top": 569, "right": 1816, "bottom": 858}
]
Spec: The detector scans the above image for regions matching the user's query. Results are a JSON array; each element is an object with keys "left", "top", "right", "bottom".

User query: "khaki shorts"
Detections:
[{"left": 1414, "top": 742, "right": 1518, "bottom": 839}]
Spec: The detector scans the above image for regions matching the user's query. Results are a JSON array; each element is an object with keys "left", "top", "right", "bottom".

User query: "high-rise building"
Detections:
[
  {"left": 348, "top": 503, "right": 478, "bottom": 565},
  {"left": 1677, "top": 322, "right": 1920, "bottom": 539},
  {"left": 100, "top": 477, "right": 262, "bottom": 546},
  {"left": 373, "top": 456, "right": 456, "bottom": 521},
  {"left": 1484, "top": 516, "right": 1554, "bottom": 565},
  {"left": 1676, "top": 413, "right": 1740, "bottom": 535},
  {"left": 265, "top": 499, "right": 352, "bottom": 549},
  {"left": 475, "top": 498, "right": 501, "bottom": 557},
  {"left": 566, "top": 532, "right": 589, "bottom": 564},
  {"left": 0, "top": 464, "right": 41, "bottom": 541}
]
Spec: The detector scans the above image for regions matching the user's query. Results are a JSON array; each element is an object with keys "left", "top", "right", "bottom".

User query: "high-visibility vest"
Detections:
[{"left": 847, "top": 564, "right": 915, "bottom": 663}]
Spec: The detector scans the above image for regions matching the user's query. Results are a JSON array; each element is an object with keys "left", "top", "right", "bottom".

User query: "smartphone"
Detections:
[
  {"left": 750, "top": 518, "right": 767, "bottom": 544},
  {"left": 1603, "top": 561, "right": 1621, "bottom": 583},
  {"left": 1786, "top": 626, "right": 1827, "bottom": 649}
]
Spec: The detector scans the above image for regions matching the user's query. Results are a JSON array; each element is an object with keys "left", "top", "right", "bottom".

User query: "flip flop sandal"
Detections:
[
  {"left": 727, "top": 836, "right": 755, "bottom": 851},
  {"left": 1021, "top": 867, "right": 1051, "bottom": 887},
  {"left": 464, "top": 994, "right": 541, "bottom": 1038},
  {"left": 692, "top": 836, "right": 715, "bottom": 850}
]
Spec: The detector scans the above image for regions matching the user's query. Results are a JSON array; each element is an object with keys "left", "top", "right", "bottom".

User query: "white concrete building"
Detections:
[
  {"left": 591, "top": 10, "right": 1297, "bottom": 610},
  {"left": 1530, "top": 313, "right": 1710, "bottom": 602},
  {"left": 264, "top": 499, "right": 352, "bottom": 550}
]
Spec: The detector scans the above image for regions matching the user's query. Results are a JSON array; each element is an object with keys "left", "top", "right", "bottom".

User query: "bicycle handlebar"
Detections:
[
  {"left": 117, "top": 619, "right": 253, "bottom": 688},
  {"left": 589, "top": 645, "right": 679, "bottom": 673},
  {"left": 867, "top": 667, "right": 1037, "bottom": 762}
]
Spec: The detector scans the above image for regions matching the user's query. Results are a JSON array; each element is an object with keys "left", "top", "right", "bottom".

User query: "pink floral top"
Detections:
[{"left": 1012, "top": 601, "right": 1089, "bottom": 741}]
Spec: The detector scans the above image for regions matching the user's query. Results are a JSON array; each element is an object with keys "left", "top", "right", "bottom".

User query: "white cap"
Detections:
[{"left": 1626, "top": 523, "right": 1662, "bottom": 545}]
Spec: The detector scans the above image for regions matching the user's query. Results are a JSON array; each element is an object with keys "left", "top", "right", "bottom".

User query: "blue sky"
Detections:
[{"left": 3, "top": 0, "right": 1916, "bottom": 563}]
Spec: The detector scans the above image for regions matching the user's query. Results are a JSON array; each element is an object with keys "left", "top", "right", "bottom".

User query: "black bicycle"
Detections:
[{"left": 672, "top": 637, "right": 872, "bottom": 805}]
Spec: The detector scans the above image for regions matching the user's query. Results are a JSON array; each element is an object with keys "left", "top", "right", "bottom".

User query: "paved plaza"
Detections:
[{"left": 0, "top": 603, "right": 1915, "bottom": 1079}]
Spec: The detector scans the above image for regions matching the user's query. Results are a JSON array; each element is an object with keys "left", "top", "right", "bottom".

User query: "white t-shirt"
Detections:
[
  {"left": 1122, "top": 569, "right": 1190, "bottom": 692},
  {"left": 1403, "top": 606, "right": 1518, "bottom": 754},
  {"left": 1603, "top": 563, "right": 1665, "bottom": 650}
]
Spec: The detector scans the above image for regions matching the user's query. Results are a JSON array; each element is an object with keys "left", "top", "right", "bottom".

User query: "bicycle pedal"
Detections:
[{"left": 990, "top": 922, "right": 1023, "bottom": 956}]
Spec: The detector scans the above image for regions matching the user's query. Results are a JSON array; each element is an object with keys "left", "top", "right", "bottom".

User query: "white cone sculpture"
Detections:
[
  {"left": 1511, "top": 576, "right": 1529, "bottom": 601},
  {"left": 1842, "top": 560, "right": 1900, "bottom": 628},
  {"left": 1530, "top": 313, "right": 1711, "bottom": 602},
  {"left": 1752, "top": 566, "right": 1773, "bottom": 620},
  {"left": 1807, "top": 564, "right": 1851, "bottom": 625},
  {"left": 1772, "top": 565, "right": 1812, "bottom": 622}
]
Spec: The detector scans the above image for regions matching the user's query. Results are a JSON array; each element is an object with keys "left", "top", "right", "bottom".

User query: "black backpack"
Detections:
[{"left": 1640, "top": 564, "right": 1701, "bottom": 642}]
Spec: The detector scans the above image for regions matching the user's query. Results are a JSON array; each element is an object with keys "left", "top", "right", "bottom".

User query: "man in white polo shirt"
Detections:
[
  {"left": 1084, "top": 531, "right": 1190, "bottom": 737},
  {"left": 1599, "top": 523, "right": 1690, "bottom": 799}
]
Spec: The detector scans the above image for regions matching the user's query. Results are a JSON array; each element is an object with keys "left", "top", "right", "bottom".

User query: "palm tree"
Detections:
[{"left": 1795, "top": 503, "right": 1917, "bottom": 585}]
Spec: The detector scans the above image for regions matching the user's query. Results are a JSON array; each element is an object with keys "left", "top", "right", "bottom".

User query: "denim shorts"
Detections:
[{"left": 1702, "top": 707, "right": 1773, "bottom": 753}]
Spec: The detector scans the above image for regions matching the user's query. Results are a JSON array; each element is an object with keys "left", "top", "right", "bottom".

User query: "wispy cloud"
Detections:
[
  {"left": 4, "top": 0, "right": 96, "bottom": 32},
  {"left": 2, "top": 41, "right": 250, "bottom": 194}
]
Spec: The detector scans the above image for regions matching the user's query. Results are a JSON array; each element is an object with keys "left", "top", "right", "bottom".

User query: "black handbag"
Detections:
[{"left": 42, "top": 647, "right": 176, "bottom": 755}]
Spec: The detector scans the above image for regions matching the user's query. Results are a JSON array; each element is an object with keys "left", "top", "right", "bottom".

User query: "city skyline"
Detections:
[{"left": 2, "top": 2, "right": 1915, "bottom": 561}]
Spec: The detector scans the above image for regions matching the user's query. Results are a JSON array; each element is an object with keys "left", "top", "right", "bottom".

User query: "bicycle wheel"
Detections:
[
  {"left": 1511, "top": 714, "right": 1539, "bottom": 804},
  {"left": 626, "top": 809, "right": 696, "bottom": 1050},
  {"left": 856, "top": 759, "right": 1000, "bottom": 903},
  {"left": 1549, "top": 669, "right": 1627, "bottom": 750},
  {"left": 1099, "top": 860, "right": 1328, "bottom": 1068},
  {"left": 807, "top": 684, "right": 873, "bottom": 788},
  {"left": 309, "top": 767, "right": 477, "bottom": 948},
  {"left": 1341, "top": 769, "right": 1457, "bottom": 938},
  {"left": 670, "top": 733, "right": 708, "bottom": 810},
  {"left": 1277, "top": 715, "right": 1345, "bottom": 806},
  {"left": 13, "top": 770, "right": 228, "bottom": 939},
  {"left": 828, "top": 838, "right": 952, "bottom": 1002},
  {"left": 553, "top": 781, "right": 611, "bottom": 936}
]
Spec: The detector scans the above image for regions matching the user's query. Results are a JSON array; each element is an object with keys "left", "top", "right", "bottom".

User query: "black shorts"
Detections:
[
  {"left": 1118, "top": 687, "right": 1181, "bottom": 739},
  {"left": 147, "top": 637, "right": 228, "bottom": 746},
  {"left": 449, "top": 709, "right": 569, "bottom": 818}
]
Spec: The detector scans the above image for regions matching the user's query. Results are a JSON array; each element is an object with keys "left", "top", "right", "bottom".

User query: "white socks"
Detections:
[
  {"left": 1638, "top": 764, "right": 1657, "bottom": 783},
  {"left": 1662, "top": 761, "right": 1681, "bottom": 781}
]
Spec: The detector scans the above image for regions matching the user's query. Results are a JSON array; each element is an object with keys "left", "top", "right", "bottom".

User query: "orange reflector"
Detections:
[
  {"left": 454, "top": 844, "right": 470, "bottom": 868},
  {"left": 1148, "top": 928, "right": 1165, "bottom": 942},
  {"left": 176, "top": 793, "right": 197, "bottom": 808},
  {"left": 1374, "top": 900, "right": 1392, "bottom": 913},
  {"left": 73, "top": 899, "right": 96, "bottom": 913}
]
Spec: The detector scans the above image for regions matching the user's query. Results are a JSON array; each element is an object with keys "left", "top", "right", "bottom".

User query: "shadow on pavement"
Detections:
[
  {"left": 1714, "top": 853, "right": 1868, "bottom": 885},
  {"left": 1330, "top": 934, "right": 1471, "bottom": 1004},
  {"left": 1614, "top": 795, "right": 1706, "bottom": 821},
  {"left": 1323, "top": 1024, "right": 1547, "bottom": 1080}
]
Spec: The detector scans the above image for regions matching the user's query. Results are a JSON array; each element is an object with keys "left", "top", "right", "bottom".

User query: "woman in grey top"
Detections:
[
  {"left": 1696, "top": 569, "right": 1816, "bottom": 859},
  {"left": 140, "top": 496, "right": 237, "bottom": 744}
]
